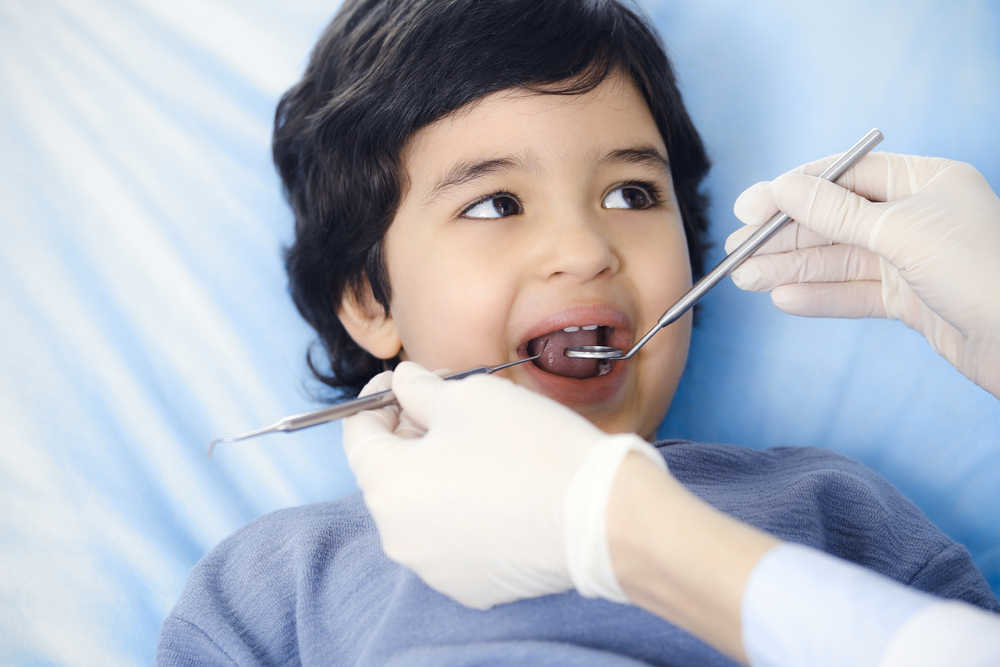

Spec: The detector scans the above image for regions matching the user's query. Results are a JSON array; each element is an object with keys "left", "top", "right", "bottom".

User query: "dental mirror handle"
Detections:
[
  {"left": 620, "top": 128, "right": 884, "bottom": 359},
  {"left": 207, "top": 355, "right": 539, "bottom": 456}
]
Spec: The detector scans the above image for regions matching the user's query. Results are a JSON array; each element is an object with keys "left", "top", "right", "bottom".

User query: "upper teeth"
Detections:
[{"left": 563, "top": 324, "right": 600, "bottom": 332}]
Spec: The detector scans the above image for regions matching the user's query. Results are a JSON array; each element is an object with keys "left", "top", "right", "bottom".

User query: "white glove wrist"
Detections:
[{"left": 565, "top": 433, "right": 667, "bottom": 603}]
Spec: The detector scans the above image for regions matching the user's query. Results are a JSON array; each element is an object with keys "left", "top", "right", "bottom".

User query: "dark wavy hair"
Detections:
[{"left": 274, "top": 0, "right": 711, "bottom": 398}]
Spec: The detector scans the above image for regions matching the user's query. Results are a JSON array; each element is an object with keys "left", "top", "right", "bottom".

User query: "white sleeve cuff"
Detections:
[
  {"left": 564, "top": 434, "right": 666, "bottom": 603},
  {"left": 742, "top": 542, "right": 933, "bottom": 667},
  {"left": 877, "top": 599, "right": 1000, "bottom": 667}
]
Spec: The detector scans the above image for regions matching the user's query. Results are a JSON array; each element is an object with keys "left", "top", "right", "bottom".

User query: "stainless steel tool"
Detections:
[
  {"left": 564, "top": 128, "right": 884, "bottom": 361},
  {"left": 207, "top": 353, "right": 543, "bottom": 457}
]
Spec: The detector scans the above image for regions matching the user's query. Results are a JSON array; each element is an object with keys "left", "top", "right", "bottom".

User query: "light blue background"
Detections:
[{"left": 1, "top": 1, "right": 997, "bottom": 664}]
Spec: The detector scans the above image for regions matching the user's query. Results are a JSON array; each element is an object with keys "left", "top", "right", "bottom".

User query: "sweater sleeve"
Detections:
[{"left": 657, "top": 443, "right": 999, "bottom": 611}]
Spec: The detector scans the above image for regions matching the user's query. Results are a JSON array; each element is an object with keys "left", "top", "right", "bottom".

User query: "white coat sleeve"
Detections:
[
  {"left": 742, "top": 543, "right": 1000, "bottom": 667},
  {"left": 877, "top": 599, "right": 1000, "bottom": 667}
]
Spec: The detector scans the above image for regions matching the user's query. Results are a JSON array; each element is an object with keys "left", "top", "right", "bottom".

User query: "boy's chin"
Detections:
[{"left": 581, "top": 406, "right": 663, "bottom": 442}]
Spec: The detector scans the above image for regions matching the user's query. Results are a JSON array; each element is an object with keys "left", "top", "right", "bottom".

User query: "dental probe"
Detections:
[
  {"left": 207, "top": 352, "right": 544, "bottom": 457},
  {"left": 565, "top": 128, "right": 884, "bottom": 361}
]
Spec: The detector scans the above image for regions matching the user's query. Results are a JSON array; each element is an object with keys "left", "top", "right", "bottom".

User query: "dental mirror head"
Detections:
[{"left": 564, "top": 345, "right": 625, "bottom": 360}]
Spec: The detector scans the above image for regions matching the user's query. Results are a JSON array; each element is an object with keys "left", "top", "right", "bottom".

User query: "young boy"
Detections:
[{"left": 156, "top": 0, "right": 998, "bottom": 664}]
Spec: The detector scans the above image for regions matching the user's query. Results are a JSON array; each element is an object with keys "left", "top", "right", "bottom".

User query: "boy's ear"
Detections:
[{"left": 337, "top": 282, "right": 402, "bottom": 360}]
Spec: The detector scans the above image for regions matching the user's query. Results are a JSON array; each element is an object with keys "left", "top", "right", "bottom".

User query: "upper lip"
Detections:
[{"left": 516, "top": 304, "right": 634, "bottom": 357}]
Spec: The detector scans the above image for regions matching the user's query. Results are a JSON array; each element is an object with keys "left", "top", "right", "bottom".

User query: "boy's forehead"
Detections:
[{"left": 402, "top": 76, "right": 668, "bottom": 193}]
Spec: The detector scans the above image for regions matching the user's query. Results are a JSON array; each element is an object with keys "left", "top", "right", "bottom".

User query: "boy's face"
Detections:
[{"left": 346, "top": 75, "right": 692, "bottom": 439}]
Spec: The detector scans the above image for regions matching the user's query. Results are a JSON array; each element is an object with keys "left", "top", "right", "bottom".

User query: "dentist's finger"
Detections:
[
  {"left": 733, "top": 181, "right": 778, "bottom": 226},
  {"left": 390, "top": 361, "right": 456, "bottom": 429},
  {"left": 390, "top": 368, "right": 454, "bottom": 438},
  {"left": 731, "top": 154, "right": 874, "bottom": 225},
  {"left": 724, "top": 222, "right": 835, "bottom": 256},
  {"left": 770, "top": 282, "right": 888, "bottom": 319},
  {"left": 787, "top": 152, "right": 952, "bottom": 202},
  {"left": 342, "top": 370, "right": 401, "bottom": 466},
  {"left": 730, "top": 244, "right": 882, "bottom": 292},
  {"left": 768, "top": 173, "right": 890, "bottom": 251},
  {"left": 736, "top": 153, "right": 949, "bottom": 233},
  {"left": 732, "top": 156, "right": 871, "bottom": 231},
  {"left": 393, "top": 413, "right": 427, "bottom": 440}
]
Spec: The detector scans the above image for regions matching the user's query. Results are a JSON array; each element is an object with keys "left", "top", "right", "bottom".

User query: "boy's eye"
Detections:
[
  {"left": 603, "top": 185, "right": 654, "bottom": 210},
  {"left": 461, "top": 194, "right": 523, "bottom": 219}
]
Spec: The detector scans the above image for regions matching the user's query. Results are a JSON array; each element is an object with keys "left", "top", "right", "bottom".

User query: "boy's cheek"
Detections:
[
  {"left": 613, "top": 318, "right": 690, "bottom": 439},
  {"left": 387, "top": 230, "right": 520, "bottom": 369},
  {"left": 390, "top": 278, "right": 515, "bottom": 372}
]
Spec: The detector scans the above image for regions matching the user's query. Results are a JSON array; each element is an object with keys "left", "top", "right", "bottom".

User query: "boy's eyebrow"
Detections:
[
  {"left": 424, "top": 156, "right": 529, "bottom": 206},
  {"left": 599, "top": 146, "right": 671, "bottom": 174},
  {"left": 423, "top": 147, "right": 669, "bottom": 206}
]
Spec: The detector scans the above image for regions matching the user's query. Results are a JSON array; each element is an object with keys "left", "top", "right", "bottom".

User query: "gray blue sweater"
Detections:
[{"left": 156, "top": 441, "right": 999, "bottom": 666}]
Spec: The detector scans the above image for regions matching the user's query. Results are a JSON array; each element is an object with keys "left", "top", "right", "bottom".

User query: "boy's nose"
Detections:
[{"left": 534, "top": 211, "right": 621, "bottom": 283}]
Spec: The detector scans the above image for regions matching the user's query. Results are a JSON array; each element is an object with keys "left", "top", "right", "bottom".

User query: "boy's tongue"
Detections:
[{"left": 528, "top": 328, "right": 603, "bottom": 379}]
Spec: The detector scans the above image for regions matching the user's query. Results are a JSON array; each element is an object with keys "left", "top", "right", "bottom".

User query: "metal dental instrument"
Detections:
[
  {"left": 565, "top": 128, "right": 884, "bottom": 361},
  {"left": 207, "top": 352, "right": 545, "bottom": 457}
]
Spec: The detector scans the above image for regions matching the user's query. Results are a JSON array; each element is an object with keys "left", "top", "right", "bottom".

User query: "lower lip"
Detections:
[{"left": 520, "top": 351, "right": 628, "bottom": 405}]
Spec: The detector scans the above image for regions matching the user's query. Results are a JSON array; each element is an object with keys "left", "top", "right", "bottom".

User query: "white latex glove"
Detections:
[
  {"left": 725, "top": 152, "right": 1000, "bottom": 399},
  {"left": 342, "top": 361, "right": 666, "bottom": 610}
]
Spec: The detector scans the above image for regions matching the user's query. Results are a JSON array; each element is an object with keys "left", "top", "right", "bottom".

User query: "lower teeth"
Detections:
[{"left": 597, "top": 360, "right": 614, "bottom": 377}]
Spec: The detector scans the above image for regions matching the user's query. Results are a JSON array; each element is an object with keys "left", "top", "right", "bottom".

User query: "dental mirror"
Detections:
[
  {"left": 207, "top": 346, "right": 547, "bottom": 456},
  {"left": 565, "top": 128, "right": 884, "bottom": 362}
]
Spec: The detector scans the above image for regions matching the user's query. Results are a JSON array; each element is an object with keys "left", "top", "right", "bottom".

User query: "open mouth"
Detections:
[{"left": 527, "top": 325, "right": 616, "bottom": 379}]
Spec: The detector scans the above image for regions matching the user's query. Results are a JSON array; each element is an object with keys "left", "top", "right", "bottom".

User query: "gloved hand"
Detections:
[
  {"left": 342, "top": 361, "right": 666, "bottom": 610},
  {"left": 725, "top": 152, "right": 1000, "bottom": 399}
]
